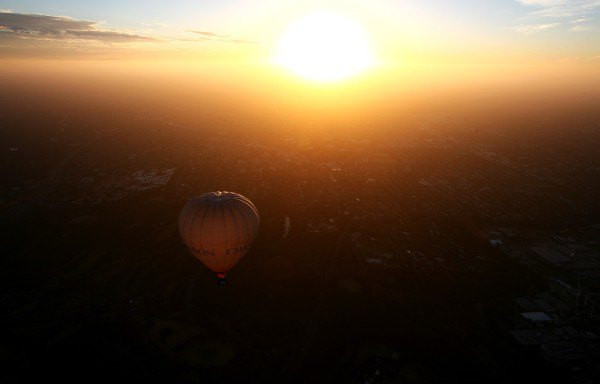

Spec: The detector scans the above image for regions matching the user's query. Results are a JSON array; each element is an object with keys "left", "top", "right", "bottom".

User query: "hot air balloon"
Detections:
[{"left": 179, "top": 191, "right": 259, "bottom": 285}]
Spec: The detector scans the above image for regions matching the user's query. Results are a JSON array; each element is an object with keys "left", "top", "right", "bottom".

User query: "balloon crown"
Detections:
[{"left": 205, "top": 191, "right": 235, "bottom": 202}]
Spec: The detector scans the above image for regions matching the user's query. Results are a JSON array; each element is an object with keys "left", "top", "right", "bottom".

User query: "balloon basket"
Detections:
[{"left": 216, "top": 272, "right": 228, "bottom": 286}]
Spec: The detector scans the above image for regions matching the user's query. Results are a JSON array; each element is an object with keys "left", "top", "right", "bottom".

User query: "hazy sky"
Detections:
[
  {"left": 0, "top": 0, "right": 598, "bottom": 64},
  {"left": 0, "top": 1, "right": 598, "bottom": 130}
]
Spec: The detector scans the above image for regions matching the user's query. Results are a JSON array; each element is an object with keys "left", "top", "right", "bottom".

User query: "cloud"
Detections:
[
  {"left": 187, "top": 30, "right": 229, "bottom": 38},
  {"left": 512, "top": 0, "right": 599, "bottom": 34},
  {"left": 0, "top": 12, "right": 156, "bottom": 42},
  {"left": 570, "top": 24, "right": 596, "bottom": 30},
  {"left": 515, "top": 0, "right": 600, "bottom": 18},
  {"left": 510, "top": 22, "right": 561, "bottom": 34},
  {"left": 141, "top": 22, "right": 168, "bottom": 28},
  {"left": 227, "top": 39, "right": 257, "bottom": 44},
  {"left": 185, "top": 30, "right": 257, "bottom": 44},
  {"left": 517, "top": 0, "right": 562, "bottom": 5}
]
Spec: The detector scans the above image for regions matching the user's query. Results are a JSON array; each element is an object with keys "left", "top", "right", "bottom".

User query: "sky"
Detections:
[
  {"left": 0, "top": 0, "right": 598, "bottom": 63},
  {"left": 0, "top": 0, "right": 599, "bottom": 104}
]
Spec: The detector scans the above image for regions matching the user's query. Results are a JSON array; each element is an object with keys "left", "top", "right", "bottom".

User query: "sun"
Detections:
[{"left": 273, "top": 11, "right": 376, "bottom": 83}]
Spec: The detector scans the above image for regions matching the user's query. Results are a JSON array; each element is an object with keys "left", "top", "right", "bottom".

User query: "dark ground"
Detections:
[{"left": 1, "top": 81, "right": 599, "bottom": 383}]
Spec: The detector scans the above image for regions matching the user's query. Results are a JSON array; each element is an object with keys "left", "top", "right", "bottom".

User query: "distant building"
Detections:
[
  {"left": 529, "top": 247, "right": 571, "bottom": 266},
  {"left": 510, "top": 329, "right": 561, "bottom": 346},
  {"left": 521, "top": 312, "right": 552, "bottom": 323}
]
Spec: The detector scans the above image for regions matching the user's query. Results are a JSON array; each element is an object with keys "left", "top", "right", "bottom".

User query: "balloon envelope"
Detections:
[{"left": 178, "top": 191, "right": 259, "bottom": 278}]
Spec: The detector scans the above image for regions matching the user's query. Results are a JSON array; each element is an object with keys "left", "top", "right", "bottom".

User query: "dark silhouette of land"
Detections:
[{"left": 1, "top": 72, "right": 599, "bottom": 383}]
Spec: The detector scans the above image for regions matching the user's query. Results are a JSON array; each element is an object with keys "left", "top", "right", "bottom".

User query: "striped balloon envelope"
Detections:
[{"left": 179, "top": 191, "right": 259, "bottom": 285}]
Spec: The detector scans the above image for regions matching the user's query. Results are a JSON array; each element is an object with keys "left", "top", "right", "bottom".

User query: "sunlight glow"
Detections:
[{"left": 273, "top": 12, "right": 376, "bottom": 83}]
